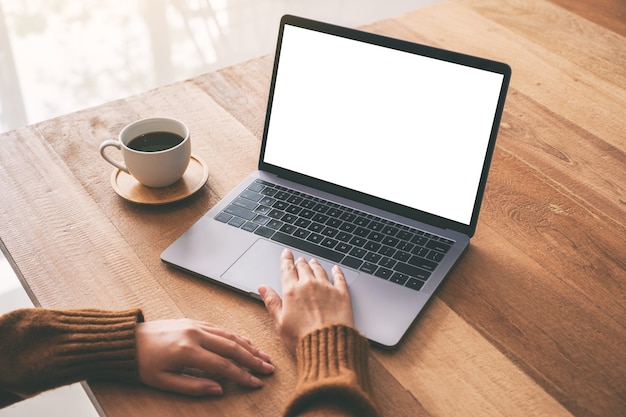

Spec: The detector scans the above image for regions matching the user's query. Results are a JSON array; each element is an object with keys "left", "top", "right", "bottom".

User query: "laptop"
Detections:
[{"left": 162, "top": 15, "right": 511, "bottom": 348}]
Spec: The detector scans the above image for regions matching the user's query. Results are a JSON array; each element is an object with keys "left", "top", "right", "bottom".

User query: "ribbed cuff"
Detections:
[
  {"left": 283, "top": 325, "right": 380, "bottom": 417},
  {"left": 0, "top": 308, "right": 143, "bottom": 403},
  {"left": 46, "top": 309, "right": 144, "bottom": 383},
  {"left": 296, "top": 325, "right": 371, "bottom": 392}
]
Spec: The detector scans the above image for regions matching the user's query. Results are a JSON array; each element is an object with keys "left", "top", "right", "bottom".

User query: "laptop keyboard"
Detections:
[{"left": 215, "top": 179, "right": 454, "bottom": 292}]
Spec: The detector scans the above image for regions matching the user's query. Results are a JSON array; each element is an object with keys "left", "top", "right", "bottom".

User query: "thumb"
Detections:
[{"left": 258, "top": 285, "right": 282, "bottom": 322}]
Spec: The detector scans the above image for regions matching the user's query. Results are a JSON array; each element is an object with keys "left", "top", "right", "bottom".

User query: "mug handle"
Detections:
[{"left": 99, "top": 140, "right": 129, "bottom": 173}]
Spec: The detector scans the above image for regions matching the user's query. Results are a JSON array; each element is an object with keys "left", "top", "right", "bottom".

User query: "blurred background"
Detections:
[
  {"left": 0, "top": 0, "right": 439, "bottom": 133},
  {"left": 0, "top": 1, "right": 438, "bottom": 415}
]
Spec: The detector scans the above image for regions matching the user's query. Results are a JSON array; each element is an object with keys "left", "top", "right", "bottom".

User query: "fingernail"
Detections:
[
  {"left": 251, "top": 376, "right": 263, "bottom": 387},
  {"left": 207, "top": 385, "right": 223, "bottom": 395},
  {"left": 259, "top": 350, "right": 271, "bottom": 362},
  {"left": 263, "top": 361, "right": 275, "bottom": 373}
]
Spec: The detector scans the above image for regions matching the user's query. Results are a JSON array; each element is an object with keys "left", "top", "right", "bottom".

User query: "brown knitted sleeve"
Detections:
[
  {"left": 283, "top": 325, "right": 381, "bottom": 417},
  {"left": 0, "top": 308, "right": 143, "bottom": 408}
]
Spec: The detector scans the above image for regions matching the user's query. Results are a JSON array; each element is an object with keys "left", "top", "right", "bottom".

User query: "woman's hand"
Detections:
[
  {"left": 259, "top": 248, "right": 355, "bottom": 352},
  {"left": 135, "top": 318, "right": 274, "bottom": 396}
]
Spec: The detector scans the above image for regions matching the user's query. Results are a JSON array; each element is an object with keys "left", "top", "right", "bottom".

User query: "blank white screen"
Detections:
[{"left": 263, "top": 25, "right": 504, "bottom": 225}]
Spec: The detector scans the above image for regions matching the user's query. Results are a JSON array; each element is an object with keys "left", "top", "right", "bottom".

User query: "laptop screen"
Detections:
[{"left": 262, "top": 21, "right": 507, "bottom": 228}]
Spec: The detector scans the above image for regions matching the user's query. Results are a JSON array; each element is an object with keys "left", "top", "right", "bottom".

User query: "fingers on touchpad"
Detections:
[{"left": 221, "top": 239, "right": 359, "bottom": 295}]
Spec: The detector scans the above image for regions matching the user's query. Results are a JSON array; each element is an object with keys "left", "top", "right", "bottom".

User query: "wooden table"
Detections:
[{"left": 1, "top": 0, "right": 624, "bottom": 416}]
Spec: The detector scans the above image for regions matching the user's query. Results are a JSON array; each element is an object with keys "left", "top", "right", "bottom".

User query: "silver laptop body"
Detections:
[{"left": 162, "top": 15, "right": 511, "bottom": 348}]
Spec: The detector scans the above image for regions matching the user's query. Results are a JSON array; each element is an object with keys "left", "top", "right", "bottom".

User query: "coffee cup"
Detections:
[{"left": 100, "top": 117, "right": 191, "bottom": 188}]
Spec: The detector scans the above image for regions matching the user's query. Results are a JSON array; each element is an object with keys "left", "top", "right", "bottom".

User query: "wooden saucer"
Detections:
[{"left": 110, "top": 154, "right": 209, "bottom": 205}]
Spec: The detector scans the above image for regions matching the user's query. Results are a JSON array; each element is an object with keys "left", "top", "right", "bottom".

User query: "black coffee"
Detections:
[{"left": 127, "top": 131, "right": 184, "bottom": 152}]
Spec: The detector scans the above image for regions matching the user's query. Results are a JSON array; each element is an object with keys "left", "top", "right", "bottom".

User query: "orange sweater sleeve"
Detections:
[
  {"left": 0, "top": 308, "right": 143, "bottom": 408},
  {"left": 283, "top": 325, "right": 381, "bottom": 417}
]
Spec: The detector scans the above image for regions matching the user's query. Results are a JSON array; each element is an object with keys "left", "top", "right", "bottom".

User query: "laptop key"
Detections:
[
  {"left": 411, "top": 235, "right": 429, "bottom": 246},
  {"left": 339, "top": 222, "right": 356, "bottom": 233},
  {"left": 233, "top": 197, "right": 258, "bottom": 210},
  {"left": 275, "top": 191, "right": 290, "bottom": 200},
  {"left": 267, "top": 219, "right": 283, "bottom": 230},
  {"left": 379, "top": 246, "right": 396, "bottom": 257},
  {"left": 240, "top": 190, "right": 262, "bottom": 202},
  {"left": 322, "top": 227, "right": 339, "bottom": 237},
  {"left": 354, "top": 217, "right": 369, "bottom": 227},
  {"left": 254, "top": 226, "right": 275, "bottom": 238},
  {"left": 294, "top": 228, "right": 310, "bottom": 239},
  {"left": 382, "top": 225, "right": 399, "bottom": 236},
  {"left": 268, "top": 209, "right": 283, "bottom": 219},
  {"left": 224, "top": 204, "right": 256, "bottom": 220},
  {"left": 397, "top": 241, "right": 414, "bottom": 252},
  {"left": 395, "top": 262, "right": 432, "bottom": 281},
  {"left": 286, "top": 205, "right": 302, "bottom": 215},
  {"left": 390, "top": 273, "right": 409, "bottom": 285},
  {"left": 259, "top": 196, "right": 276, "bottom": 206},
  {"left": 369, "top": 221, "right": 384, "bottom": 231},
  {"left": 273, "top": 201, "right": 288, "bottom": 210},
  {"left": 349, "top": 247, "right": 367, "bottom": 258},
  {"left": 242, "top": 222, "right": 258, "bottom": 232},
  {"left": 374, "top": 267, "right": 392, "bottom": 280},
  {"left": 408, "top": 255, "right": 437, "bottom": 271},
  {"left": 253, "top": 215, "right": 270, "bottom": 225},
  {"left": 392, "top": 251, "right": 411, "bottom": 263},
  {"left": 307, "top": 233, "right": 323, "bottom": 244},
  {"left": 287, "top": 195, "right": 303, "bottom": 205},
  {"left": 354, "top": 227, "right": 370, "bottom": 237},
  {"left": 295, "top": 218, "right": 311, "bottom": 228},
  {"left": 300, "top": 199, "right": 316, "bottom": 209},
  {"left": 336, "top": 231, "right": 352, "bottom": 242},
  {"left": 247, "top": 182, "right": 265, "bottom": 193},
  {"left": 426, "top": 251, "right": 444, "bottom": 262},
  {"left": 260, "top": 187, "right": 277, "bottom": 196},
  {"left": 280, "top": 224, "right": 296, "bottom": 234},
  {"left": 382, "top": 236, "right": 399, "bottom": 247},
  {"left": 313, "top": 203, "right": 329, "bottom": 213},
  {"left": 321, "top": 237, "right": 338, "bottom": 249},
  {"left": 308, "top": 223, "right": 324, "bottom": 233},
  {"left": 255, "top": 205, "right": 272, "bottom": 215},
  {"left": 349, "top": 236, "right": 367, "bottom": 247},
  {"left": 215, "top": 212, "right": 232, "bottom": 223},
  {"left": 425, "top": 240, "right": 452, "bottom": 253},
  {"left": 379, "top": 257, "right": 396, "bottom": 268},
  {"left": 405, "top": 278, "right": 425, "bottom": 291},
  {"left": 228, "top": 217, "right": 246, "bottom": 227},
  {"left": 339, "top": 212, "right": 356, "bottom": 222},
  {"left": 364, "top": 252, "right": 382, "bottom": 263},
  {"left": 313, "top": 213, "right": 329, "bottom": 223},
  {"left": 336, "top": 243, "right": 352, "bottom": 253},
  {"left": 364, "top": 241, "right": 381, "bottom": 252},
  {"left": 281, "top": 214, "right": 297, "bottom": 224},
  {"left": 411, "top": 246, "right": 429, "bottom": 257},
  {"left": 360, "top": 262, "right": 377, "bottom": 274},
  {"left": 341, "top": 256, "right": 362, "bottom": 269},
  {"left": 300, "top": 209, "right": 315, "bottom": 219}
]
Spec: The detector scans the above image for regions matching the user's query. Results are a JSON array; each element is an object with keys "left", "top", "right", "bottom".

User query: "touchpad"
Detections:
[{"left": 221, "top": 239, "right": 359, "bottom": 297}]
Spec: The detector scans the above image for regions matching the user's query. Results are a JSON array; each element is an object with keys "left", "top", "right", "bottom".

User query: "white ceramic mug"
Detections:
[{"left": 100, "top": 117, "right": 191, "bottom": 188}]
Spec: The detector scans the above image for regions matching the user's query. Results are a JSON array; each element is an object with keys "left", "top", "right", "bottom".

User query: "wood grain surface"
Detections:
[{"left": 0, "top": 0, "right": 624, "bottom": 416}]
